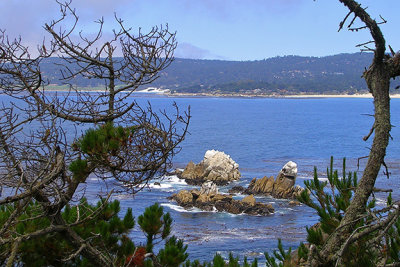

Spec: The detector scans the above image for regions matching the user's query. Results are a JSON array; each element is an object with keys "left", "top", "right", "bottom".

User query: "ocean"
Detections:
[
  {"left": 7, "top": 93, "right": 400, "bottom": 263},
  {"left": 86, "top": 95, "right": 400, "bottom": 263}
]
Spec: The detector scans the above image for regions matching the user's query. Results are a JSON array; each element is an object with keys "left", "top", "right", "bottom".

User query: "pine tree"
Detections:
[
  {"left": 0, "top": 199, "right": 135, "bottom": 266},
  {"left": 265, "top": 157, "right": 400, "bottom": 266}
]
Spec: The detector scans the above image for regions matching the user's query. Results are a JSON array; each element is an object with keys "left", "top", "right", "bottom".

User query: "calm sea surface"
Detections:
[
  {"left": 102, "top": 95, "right": 400, "bottom": 263},
  {"left": 9, "top": 94, "right": 400, "bottom": 262}
]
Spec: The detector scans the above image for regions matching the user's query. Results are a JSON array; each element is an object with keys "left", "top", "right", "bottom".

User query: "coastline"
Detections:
[
  {"left": 166, "top": 92, "right": 400, "bottom": 99},
  {"left": 42, "top": 87, "right": 400, "bottom": 99}
]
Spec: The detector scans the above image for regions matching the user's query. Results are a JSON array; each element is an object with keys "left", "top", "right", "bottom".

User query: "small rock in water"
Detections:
[{"left": 288, "top": 200, "right": 301, "bottom": 206}]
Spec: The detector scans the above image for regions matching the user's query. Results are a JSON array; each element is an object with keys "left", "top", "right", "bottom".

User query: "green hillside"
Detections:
[{"left": 39, "top": 53, "right": 399, "bottom": 94}]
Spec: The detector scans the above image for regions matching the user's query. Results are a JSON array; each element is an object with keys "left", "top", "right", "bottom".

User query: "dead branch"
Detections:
[
  {"left": 363, "top": 123, "right": 375, "bottom": 141},
  {"left": 0, "top": 1, "right": 189, "bottom": 265},
  {"left": 311, "top": 1, "right": 397, "bottom": 264}
]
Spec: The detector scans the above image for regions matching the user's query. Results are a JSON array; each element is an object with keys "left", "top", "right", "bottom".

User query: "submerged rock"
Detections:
[
  {"left": 170, "top": 181, "right": 274, "bottom": 216},
  {"left": 178, "top": 150, "right": 241, "bottom": 185}
]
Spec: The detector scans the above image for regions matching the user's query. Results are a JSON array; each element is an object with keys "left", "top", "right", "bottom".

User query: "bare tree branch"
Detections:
[{"left": 0, "top": 1, "right": 189, "bottom": 265}]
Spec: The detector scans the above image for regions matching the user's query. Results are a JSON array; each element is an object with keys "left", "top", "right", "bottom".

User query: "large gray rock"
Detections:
[
  {"left": 280, "top": 161, "right": 298, "bottom": 178},
  {"left": 178, "top": 150, "right": 241, "bottom": 185}
]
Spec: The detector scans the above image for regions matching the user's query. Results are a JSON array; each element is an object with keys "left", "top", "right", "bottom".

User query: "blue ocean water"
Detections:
[
  {"left": 6, "top": 94, "right": 400, "bottom": 262},
  {"left": 99, "top": 95, "right": 400, "bottom": 263}
]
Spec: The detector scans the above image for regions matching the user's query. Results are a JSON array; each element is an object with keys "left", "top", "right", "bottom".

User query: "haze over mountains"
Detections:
[{"left": 41, "top": 53, "right": 399, "bottom": 95}]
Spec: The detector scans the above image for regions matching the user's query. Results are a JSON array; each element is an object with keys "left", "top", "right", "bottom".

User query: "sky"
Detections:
[{"left": 0, "top": 0, "right": 399, "bottom": 61}]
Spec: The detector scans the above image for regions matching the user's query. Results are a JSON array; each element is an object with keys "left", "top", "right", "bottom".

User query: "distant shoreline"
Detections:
[
  {"left": 42, "top": 87, "right": 400, "bottom": 99},
  {"left": 166, "top": 92, "right": 400, "bottom": 99}
]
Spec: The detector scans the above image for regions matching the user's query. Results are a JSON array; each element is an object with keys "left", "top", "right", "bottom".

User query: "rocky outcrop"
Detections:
[
  {"left": 174, "top": 190, "right": 194, "bottom": 207},
  {"left": 170, "top": 182, "right": 274, "bottom": 216},
  {"left": 199, "top": 180, "right": 218, "bottom": 195},
  {"left": 242, "top": 195, "right": 256, "bottom": 206},
  {"left": 178, "top": 150, "right": 241, "bottom": 185},
  {"left": 230, "top": 161, "right": 304, "bottom": 199},
  {"left": 247, "top": 176, "right": 275, "bottom": 195}
]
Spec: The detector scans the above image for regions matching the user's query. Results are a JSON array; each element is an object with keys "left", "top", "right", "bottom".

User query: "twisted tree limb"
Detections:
[{"left": 308, "top": 0, "right": 399, "bottom": 266}]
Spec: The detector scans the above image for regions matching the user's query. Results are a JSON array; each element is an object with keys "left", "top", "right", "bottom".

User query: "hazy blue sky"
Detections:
[{"left": 1, "top": 0, "right": 399, "bottom": 60}]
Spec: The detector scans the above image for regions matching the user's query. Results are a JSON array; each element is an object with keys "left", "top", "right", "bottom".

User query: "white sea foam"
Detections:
[
  {"left": 297, "top": 175, "right": 329, "bottom": 181},
  {"left": 146, "top": 175, "right": 187, "bottom": 191},
  {"left": 375, "top": 197, "right": 387, "bottom": 206},
  {"left": 161, "top": 203, "right": 189, "bottom": 213},
  {"left": 113, "top": 193, "right": 132, "bottom": 200},
  {"left": 164, "top": 175, "right": 187, "bottom": 186},
  {"left": 296, "top": 176, "right": 310, "bottom": 179},
  {"left": 274, "top": 208, "right": 295, "bottom": 215},
  {"left": 197, "top": 229, "right": 268, "bottom": 243},
  {"left": 161, "top": 203, "right": 216, "bottom": 213},
  {"left": 148, "top": 183, "right": 172, "bottom": 189}
]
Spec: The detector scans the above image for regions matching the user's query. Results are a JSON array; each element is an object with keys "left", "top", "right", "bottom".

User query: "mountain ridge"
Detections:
[{"left": 39, "top": 53, "right": 399, "bottom": 94}]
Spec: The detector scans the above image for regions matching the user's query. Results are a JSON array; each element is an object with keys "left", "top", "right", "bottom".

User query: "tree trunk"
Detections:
[{"left": 315, "top": 63, "right": 391, "bottom": 266}]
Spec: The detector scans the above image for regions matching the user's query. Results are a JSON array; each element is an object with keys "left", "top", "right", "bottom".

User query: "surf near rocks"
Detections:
[{"left": 169, "top": 181, "right": 274, "bottom": 216}]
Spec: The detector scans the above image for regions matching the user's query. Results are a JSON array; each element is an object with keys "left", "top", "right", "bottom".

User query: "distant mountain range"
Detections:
[{"left": 39, "top": 53, "right": 400, "bottom": 95}]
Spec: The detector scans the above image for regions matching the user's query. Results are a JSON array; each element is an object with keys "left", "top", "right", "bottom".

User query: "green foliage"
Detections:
[
  {"left": 296, "top": 157, "right": 380, "bottom": 266},
  {"left": 134, "top": 203, "right": 188, "bottom": 267},
  {"left": 265, "top": 157, "right": 400, "bottom": 266},
  {"left": 265, "top": 239, "right": 292, "bottom": 267},
  {"left": 69, "top": 158, "right": 89, "bottom": 182},
  {"left": 68, "top": 122, "right": 136, "bottom": 183},
  {"left": 158, "top": 236, "right": 189, "bottom": 267},
  {"left": 212, "top": 253, "right": 225, "bottom": 267},
  {"left": 182, "top": 253, "right": 258, "bottom": 267},
  {"left": 297, "top": 157, "right": 364, "bottom": 245},
  {"left": 74, "top": 122, "right": 134, "bottom": 160},
  {"left": 138, "top": 203, "right": 172, "bottom": 253},
  {"left": 243, "top": 257, "right": 257, "bottom": 267},
  {"left": 297, "top": 242, "right": 308, "bottom": 262},
  {"left": 0, "top": 199, "right": 135, "bottom": 266},
  {"left": 41, "top": 53, "right": 376, "bottom": 94},
  {"left": 184, "top": 259, "right": 202, "bottom": 267},
  {"left": 0, "top": 201, "right": 192, "bottom": 267},
  {"left": 384, "top": 192, "right": 400, "bottom": 265}
]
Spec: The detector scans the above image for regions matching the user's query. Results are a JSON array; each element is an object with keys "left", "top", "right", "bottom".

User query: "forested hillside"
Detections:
[{"left": 40, "top": 53, "right": 399, "bottom": 94}]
